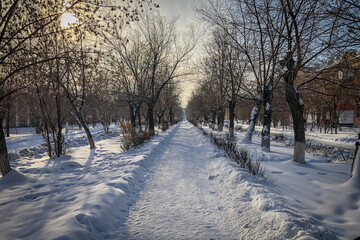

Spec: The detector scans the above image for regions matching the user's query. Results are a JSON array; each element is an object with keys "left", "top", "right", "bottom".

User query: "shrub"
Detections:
[
  {"left": 189, "top": 119, "right": 198, "bottom": 126},
  {"left": 171, "top": 119, "right": 181, "bottom": 125},
  {"left": 120, "top": 122, "right": 152, "bottom": 150},
  {"left": 161, "top": 120, "right": 169, "bottom": 131},
  {"left": 274, "top": 134, "right": 285, "bottom": 141},
  {"left": 197, "top": 126, "right": 268, "bottom": 178}
]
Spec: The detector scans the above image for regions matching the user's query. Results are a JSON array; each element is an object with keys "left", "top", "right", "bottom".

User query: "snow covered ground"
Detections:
[
  {"left": 6, "top": 125, "right": 106, "bottom": 151},
  {"left": 202, "top": 124, "right": 360, "bottom": 239},
  {"left": 112, "top": 122, "right": 335, "bottom": 239},
  {"left": 239, "top": 123, "right": 358, "bottom": 151},
  {"left": 0, "top": 124, "right": 176, "bottom": 239},
  {"left": 0, "top": 121, "right": 359, "bottom": 239}
]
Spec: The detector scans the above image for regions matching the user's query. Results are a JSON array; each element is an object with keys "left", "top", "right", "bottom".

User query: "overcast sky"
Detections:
[
  {"left": 156, "top": 0, "right": 199, "bottom": 27},
  {"left": 156, "top": 0, "right": 203, "bottom": 107}
]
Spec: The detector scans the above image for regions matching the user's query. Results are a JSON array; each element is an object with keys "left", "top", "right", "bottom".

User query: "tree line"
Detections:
[
  {"left": 0, "top": 0, "right": 195, "bottom": 177},
  {"left": 187, "top": 0, "right": 360, "bottom": 164}
]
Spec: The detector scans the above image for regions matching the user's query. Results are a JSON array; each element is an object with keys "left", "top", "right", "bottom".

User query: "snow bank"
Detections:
[
  {"left": 200, "top": 123, "right": 357, "bottom": 239},
  {"left": 348, "top": 146, "right": 360, "bottom": 188},
  {"left": 0, "top": 169, "right": 30, "bottom": 189},
  {"left": 7, "top": 129, "right": 120, "bottom": 173},
  {"left": 0, "top": 124, "right": 179, "bottom": 240},
  {"left": 195, "top": 125, "right": 337, "bottom": 239}
]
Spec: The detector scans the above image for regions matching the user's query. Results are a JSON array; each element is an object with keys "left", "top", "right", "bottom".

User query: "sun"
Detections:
[{"left": 60, "top": 12, "right": 78, "bottom": 28}]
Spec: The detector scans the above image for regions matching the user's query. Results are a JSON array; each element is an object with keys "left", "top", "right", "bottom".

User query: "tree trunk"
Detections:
[
  {"left": 137, "top": 107, "right": 142, "bottom": 131},
  {"left": 229, "top": 101, "right": 236, "bottom": 138},
  {"left": 37, "top": 92, "right": 52, "bottom": 158},
  {"left": 321, "top": 110, "right": 326, "bottom": 134},
  {"left": 56, "top": 127, "right": 63, "bottom": 157},
  {"left": 169, "top": 108, "right": 173, "bottom": 125},
  {"left": 55, "top": 91, "right": 63, "bottom": 157},
  {"left": 0, "top": 117, "right": 11, "bottom": 176},
  {"left": 157, "top": 113, "right": 162, "bottom": 126},
  {"left": 129, "top": 104, "right": 136, "bottom": 128},
  {"left": 35, "top": 117, "right": 41, "bottom": 134},
  {"left": 245, "top": 100, "right": 262, "bottom": 141},
  {"left": 261, "top": 84, "right": 272, "bottom": 149},
  {"left": 43, "top": 123, "right": 52, "bottom": 158},
  {"left": 217, "top": 109, "right": 224, "bottom": 131},
  {"left": 77, "top": 113, "right": 95, "bottom": 148},
  {"left": 284, "top": 54, "right": 305, "bottom": 164},
  {"left": 157, "top": 109, "right": 166, "bottom": 128},
  {"left": 333, "top": 97, "right": 338, "bottom": 134},
  {"left": 350, "top": 150, "right": 360, "bottom": 183},
  {"left": 5, "top": 100, "right": 10, "bottom": 137},
  {"left": 211, "top": 110, "right": 216, "bottom": 130},
  {"left": 351, "top": 134, "right": 360, "bottom": 180},
  {"left": 61, "top": 84, "right": 95, "bottom": 149},
  {"left": 147, "top": 104, "right": 155, "bottom": 135}
]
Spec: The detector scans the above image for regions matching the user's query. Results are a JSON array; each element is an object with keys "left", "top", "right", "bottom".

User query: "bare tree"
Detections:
[
  {"left": 0, "top": 0, "right": 157, "bottom": 176},
  {"left": 198, "top": 0, "right": 285, "bottom": 148},
  {"left": 202, "top": 28, "right": 247, "bottom": 137},
  {"left": 138, "top": 13, "right": 197, "bottom": 135},
  {"left": 60, "top": 31, "right": 98, "bottom": 148},
  {"left": 154, "top": 81, "right": 181, "bottom": 128},
  {"left": 329, "top": 0, "right": 360, "bottom": 46},
  {"left": 103, "top": 28, "right": 150, "bottom": 129},
  {"left": 279, "top": 0, "right": 345, "bottom": 163}
]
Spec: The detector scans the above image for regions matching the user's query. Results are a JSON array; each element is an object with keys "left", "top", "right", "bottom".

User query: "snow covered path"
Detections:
[
  {"left": 116, "top": 122, "right": 235, "bottom": 239},
  {"left": 113, "top": 122, "right": 335, "bottom": 240},
  {"left": 1, "top": 121, "right": 342, "bottom": 239}
]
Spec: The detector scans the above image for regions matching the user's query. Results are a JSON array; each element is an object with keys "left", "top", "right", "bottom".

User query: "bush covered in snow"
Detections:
[
  {"left": 272, "top": 133, "right": 353, "bottom": 162},
  {"left": 200, "top": 126, "right": 267, "bottom": 178}
]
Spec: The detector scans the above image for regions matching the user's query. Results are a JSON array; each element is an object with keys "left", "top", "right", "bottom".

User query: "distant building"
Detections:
[
  {"left": 304, "top": 50, "right": 360, "bottom": 128},
  {"left": 2, "top": 94, "right": 34, "bottom": 128}
]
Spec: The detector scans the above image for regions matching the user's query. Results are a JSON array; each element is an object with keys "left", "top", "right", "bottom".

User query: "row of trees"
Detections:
[
  {"left": 187, "top": 0, "right": 360, "bottom": 164},
  {"left": 0, "top": 1, "right": 191, "bottom": 177}
]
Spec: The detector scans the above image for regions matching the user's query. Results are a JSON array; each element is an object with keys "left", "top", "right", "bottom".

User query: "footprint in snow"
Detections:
[
  {"left": 33, "top": 184, "right": 46, "bottom": 189},
  {"left": 57, "top": 196, "right": 77, "bottom": 203},
  {"left": 350, "top": 205, "right": 359, "bottom": 210},
  {"left": 208, "top": 174, "right": 219, "bottom": 180},
  {"left": 334, "top": 207, "right": 344, "bottom": 215},
  {"left": 312, "top": 214, "right": 325, "bottom": 221}
]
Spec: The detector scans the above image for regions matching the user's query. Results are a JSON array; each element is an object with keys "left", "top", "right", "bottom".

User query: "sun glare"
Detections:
[{"left": 60, "top": 12, "right": 78, "bottom": 28}]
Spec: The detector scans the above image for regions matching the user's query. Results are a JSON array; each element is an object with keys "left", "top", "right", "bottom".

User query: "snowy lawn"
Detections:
[
  {"left": 6, "top": 125, "right": 107, "bottom": 151},
  {"left": 202, "top": 124, "right": 359, "bottom": 239},
  {"left": 237, "top": 123, "right": 358, "bottom": 151},
  {"left": 0, "top": 124, "right": 177, "bottom": 239},
  {"left": 111, "top": 122, "right": 335, "bottom": 239},
  {"left": 0, "top": 121, "right": 359, "bottom": 239}
]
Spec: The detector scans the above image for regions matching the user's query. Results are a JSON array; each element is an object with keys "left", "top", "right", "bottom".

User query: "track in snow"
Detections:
[
  {"left": 114, "top": 122, "right": 235, "bottom": 239},
  {"left": 111, "top": 121, "right": 336, "bottom": 240}
]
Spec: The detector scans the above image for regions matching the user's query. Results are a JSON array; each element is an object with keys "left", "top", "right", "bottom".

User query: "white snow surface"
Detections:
[
  {"left": 6, "top": 125, "right": 105, "bottom": 151},
  {"left": 205, "top": 123, "right": 360, "bottom": 239},
  {"left": 299, "top": 97, "right": 304, "bottom": 106},
  {"left": 240, "top": 123, "right": 358, "bottom": 151},
  {"left": 0, "top": 121, "right": 359, "bottom": 239},
  {"left": 265, "top": 102, "right": 271, "bottom": 111},
  {"left": 111, "top": 122, "right": 337, "bottom": 240},
  {"left": 0, "top": 124, "right": 173, "bottom": 239}
]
